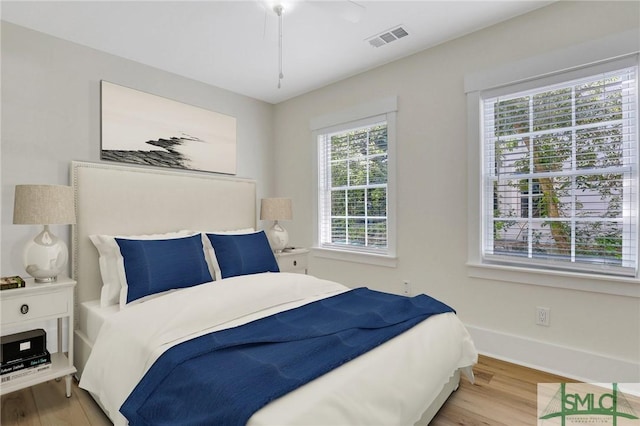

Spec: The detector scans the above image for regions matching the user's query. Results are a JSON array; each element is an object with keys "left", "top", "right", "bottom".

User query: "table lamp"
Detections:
[
  {"left": 13, "top": 184, "right": 76, "bottom": 282},
  {"left": 260, "top": 197, "right": 292, "bottom": 252}
]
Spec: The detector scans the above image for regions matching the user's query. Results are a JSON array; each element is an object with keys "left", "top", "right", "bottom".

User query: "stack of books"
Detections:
[
  {"left": 0, "top": 276, "right": 26, "bottom": 291},
  {"left": 1, "top": 351, "right": 51, "bottom": 383},
  {"left": 1, "top": 329, "right": 51, "bottom": 384}
]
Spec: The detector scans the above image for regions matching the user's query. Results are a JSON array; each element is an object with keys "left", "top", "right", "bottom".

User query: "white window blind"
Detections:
[
  {"left": 317, "top": 116, "right": 390, "bottom": 254},
  {"left": 482, "top": 64, "right": 638, "bottom": 277}
]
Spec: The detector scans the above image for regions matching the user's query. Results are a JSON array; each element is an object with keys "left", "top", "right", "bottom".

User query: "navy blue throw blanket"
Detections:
[{"left": 120, "top": 288, "right": 455, "bottom": 426}]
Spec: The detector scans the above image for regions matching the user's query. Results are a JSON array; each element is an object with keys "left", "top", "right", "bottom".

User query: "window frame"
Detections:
[
  {"left": 482, "top": 65, "right": 638, "bottom": 277},
  {"left": 465, "top": 32, "right": 640, "bottom": 298},
  {"left": 311, "top": 97, "right": 397, "bottom": 267}
]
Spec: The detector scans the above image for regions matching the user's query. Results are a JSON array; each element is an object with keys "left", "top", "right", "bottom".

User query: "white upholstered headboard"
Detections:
[
  {"left": 70, "top": 161, "right": 256, "bottom": 379},
  {"left": 71, "top": 160, "right": 257, "bottom": 309}
]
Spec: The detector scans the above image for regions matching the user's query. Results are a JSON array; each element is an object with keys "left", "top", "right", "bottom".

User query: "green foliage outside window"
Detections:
[
  {"left": 328, "top": 124, "right": 388, "bottom": 249},
  {"left": 491, "top": 74, "right": 629, "bottom": 265}
]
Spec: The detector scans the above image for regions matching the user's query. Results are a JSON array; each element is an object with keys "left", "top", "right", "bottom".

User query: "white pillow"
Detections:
[
  {"left": 188, "top": 228, "right": 255, "bottom": 280},
  {"left": 89, "top": 230, "right": 197, "bottom": 307}
]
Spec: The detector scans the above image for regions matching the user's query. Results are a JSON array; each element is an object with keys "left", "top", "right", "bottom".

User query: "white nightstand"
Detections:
[
  {"left": 0, "top": 276, "right": 76, "bottom": 397},
  {"left": 275, "top": 249, "right": 309, "bottom": 274}
]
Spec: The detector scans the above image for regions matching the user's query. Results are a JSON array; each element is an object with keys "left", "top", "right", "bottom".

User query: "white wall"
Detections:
[
  {"left": 1, "top": 22, "right": 276, "bottom": 277},
  {"left": 274, "top": 1, "right": 640, "bottom": 382}
]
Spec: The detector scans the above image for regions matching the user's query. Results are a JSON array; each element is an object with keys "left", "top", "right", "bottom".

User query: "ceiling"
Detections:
[{"left": 1, "top": 1, "right": 554, "bottom": 104}]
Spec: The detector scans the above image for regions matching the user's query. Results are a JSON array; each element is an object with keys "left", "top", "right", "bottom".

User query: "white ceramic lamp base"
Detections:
[
  {"left": 266, "top": 221, "right": 288, "bottom": 253},
  {"left": 23, "top": 225, "right": 68, "bottom": 283}
]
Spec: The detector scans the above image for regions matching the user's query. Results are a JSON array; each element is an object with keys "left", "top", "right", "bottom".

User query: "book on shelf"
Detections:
[
  {"left": 0, "top": 276, "right": 26, "bottom": 291},
  {"left": 1, "top": 350, "right": 51, "bottom": 375},
  {"left": 0, "top": 363, "right": 52, "bottom": 384}
]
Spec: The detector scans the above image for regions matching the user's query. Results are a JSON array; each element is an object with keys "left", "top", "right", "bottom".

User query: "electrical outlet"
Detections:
[
  {"left": 403, "top": 280, "right": 411, "bottom": 296},
  {"left": 536, "top": 307, "right": 550, "bottom": 326}
]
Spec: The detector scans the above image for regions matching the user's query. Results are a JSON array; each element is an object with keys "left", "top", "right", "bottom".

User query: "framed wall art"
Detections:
[{"left": 100, "top": 81, "right": 237, "bottom": 175}]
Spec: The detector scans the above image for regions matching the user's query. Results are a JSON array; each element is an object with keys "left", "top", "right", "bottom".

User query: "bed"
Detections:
[{"left": 70, "top": 160, "right": 477, "bottom": 425}]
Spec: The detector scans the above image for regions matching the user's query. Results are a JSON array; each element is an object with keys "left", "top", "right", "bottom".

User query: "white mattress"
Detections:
[
  {"left": 80, "top": 300, "right": 119, "bottom": 344},
  {"left": 80, "top": 273, "right": 477, "bottom": 425}
]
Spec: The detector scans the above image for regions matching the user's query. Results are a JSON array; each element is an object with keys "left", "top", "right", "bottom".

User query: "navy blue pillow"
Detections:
[
  {"left": 116, "top": 234, "right": 213, "bottom": 304},
  {"left": 206, "top": 231, "right": 279, "bottom": 279}
]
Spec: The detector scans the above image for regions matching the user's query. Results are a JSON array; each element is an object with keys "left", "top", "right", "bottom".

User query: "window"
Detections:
[
  {"left": 311, "top": 97, "right": 397, "bottom": 263},
  {"left": 520, "top": 180, "right": 542, "bottom": 218},
  {"left": 481, "top": 63, "right": 638, "bottom": 277},
  {"left": 318, "top": 120, "right": 388, "bottom": 251}
]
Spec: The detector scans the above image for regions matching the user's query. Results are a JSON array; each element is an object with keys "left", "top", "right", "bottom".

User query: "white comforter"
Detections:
[{"left": 80, "top": 273, "right": 477, "bottom": 425}]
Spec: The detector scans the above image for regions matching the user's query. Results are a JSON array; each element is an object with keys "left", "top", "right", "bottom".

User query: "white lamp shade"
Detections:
[
  {"left": 260, "top": 198, "right": 292, "bottom": 221},
  {"left": 13, "top": 185, "right": 76, "bottom": 225}
]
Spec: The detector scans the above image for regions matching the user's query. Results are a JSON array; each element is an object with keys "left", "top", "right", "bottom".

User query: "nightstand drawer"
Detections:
[
  {"left": 276, "top": 249, "right": 309, "bottom": 274},
  {"left": 1, "top": 291, "right": 70, "bottom": 325}
]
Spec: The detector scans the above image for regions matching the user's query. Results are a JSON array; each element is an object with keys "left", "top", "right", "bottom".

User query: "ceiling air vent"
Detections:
[{"left": 366, "top": 25, "right": 409, "bottom": 48}]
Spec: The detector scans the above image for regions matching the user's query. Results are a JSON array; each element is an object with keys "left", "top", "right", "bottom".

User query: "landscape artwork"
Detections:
[{"left": 100, "top": 81, "right": 237, "bottom": 174}]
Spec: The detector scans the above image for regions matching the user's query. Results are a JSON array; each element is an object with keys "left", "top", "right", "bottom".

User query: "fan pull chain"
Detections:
[{"left": 274, "top": 4, "right": 284, "bottom": 89}]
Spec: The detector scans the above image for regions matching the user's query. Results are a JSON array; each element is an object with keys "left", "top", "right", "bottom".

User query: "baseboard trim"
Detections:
[{"left": 466, "top": 325, "right": 640, "bottom": 383}]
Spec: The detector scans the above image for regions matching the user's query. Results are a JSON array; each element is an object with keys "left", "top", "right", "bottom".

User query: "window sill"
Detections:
[
  {"left": 467, "top": 262, "right": 640, "bottom": 298},
  {"left": 312, "top": 247, "right": 398, "bottom": 268}
]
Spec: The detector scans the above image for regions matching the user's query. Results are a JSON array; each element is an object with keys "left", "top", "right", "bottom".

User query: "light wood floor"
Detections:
[
  {"left": 431, "top": 355, "right": 576, "bottom": 425},
  {"left": 1, "top": 355, "right": 574, "bottom": 425}
]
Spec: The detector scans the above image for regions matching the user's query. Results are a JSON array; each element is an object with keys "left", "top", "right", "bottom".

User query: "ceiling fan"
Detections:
[
  {"left": 262, "top": 1, "right": 365, "bottom": 23},
  {"left": 260, "top": 1, "right": 366, "bottom": 88}
]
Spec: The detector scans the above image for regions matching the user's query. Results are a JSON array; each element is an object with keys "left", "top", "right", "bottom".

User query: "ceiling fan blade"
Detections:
[{"left": 311, "top": 1, "right": 365, "bottom": 23}]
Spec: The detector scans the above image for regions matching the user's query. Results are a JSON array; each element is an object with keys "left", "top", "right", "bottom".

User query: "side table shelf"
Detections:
[{"left": 0, "top": 276, "right": 76, "bottom": 397}]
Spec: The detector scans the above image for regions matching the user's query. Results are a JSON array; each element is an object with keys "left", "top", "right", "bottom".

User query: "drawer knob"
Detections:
[
  {"left": 20, "top": 304, "right": 29, "bottom": 315},
  {"left": 293, "top": 260, "right": 297, "bottom": 266}
]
